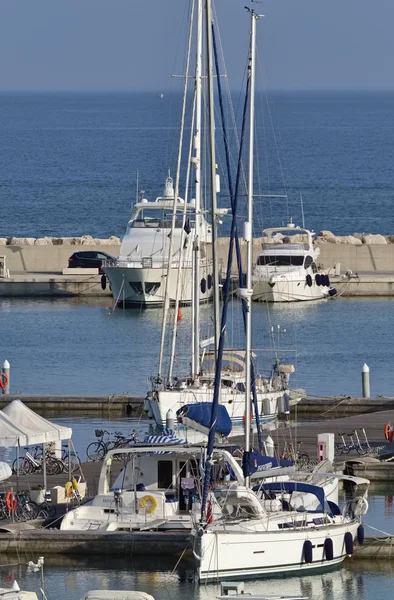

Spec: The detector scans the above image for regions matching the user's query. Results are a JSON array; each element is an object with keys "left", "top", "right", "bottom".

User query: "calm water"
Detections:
[
  {"left": 1, "top": 91, "right": 394, "bottom": 238},
  {"left": 0, "top": 296, "right": 392, "bottom": 398}
]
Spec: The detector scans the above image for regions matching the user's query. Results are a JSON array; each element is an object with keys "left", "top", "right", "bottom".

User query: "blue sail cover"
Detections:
[
  {"left": 243, "top": 449, "right": 294, "bottom": 477},
  {"left": 177, "top": 403, "right": 232, "bottom": 437}
]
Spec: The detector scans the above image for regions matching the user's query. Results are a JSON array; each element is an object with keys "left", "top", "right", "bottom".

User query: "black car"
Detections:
[{"left": 68, "top": 251, "right": 115, "bottom": 273}]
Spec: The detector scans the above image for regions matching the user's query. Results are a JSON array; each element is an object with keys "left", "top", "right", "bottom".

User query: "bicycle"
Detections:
[
  {"left": 280, "top": 441, "right": 310, "bottom": 465},
  {"left": 13, "top": 448, "right": 63, "bottom": 476},
  {"left": 86, "top": 429, "right": 139, "bottom": 461},
  {"left": 335, "top": 432, "right": 351, "bottom": 455}
]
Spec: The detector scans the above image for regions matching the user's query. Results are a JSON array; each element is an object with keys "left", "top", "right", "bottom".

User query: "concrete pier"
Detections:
[
  {"left": 0, "top": 394, "right": 145, "bottom": 416},
  {"left": 1, "top": 239, "right": 394, "bottom": 298}
]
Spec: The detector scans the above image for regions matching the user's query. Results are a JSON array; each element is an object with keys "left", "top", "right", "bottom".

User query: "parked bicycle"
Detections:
[
  {"left": 335, "top": 428, "right": 375, "bottom": 456},
  {"left": 12, "top": 447, "right": 63, "bottom": 475},
  {"left": 86, "top": 429, "right": 139, "bottom": 461}
]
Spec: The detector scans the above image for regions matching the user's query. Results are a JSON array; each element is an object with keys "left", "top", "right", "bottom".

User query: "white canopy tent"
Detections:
[
  {"left": 0, "top": 400, "right": 73, "bottom": 491},
  {"left": 2, "top": 400, "right": 72, "bottom": 443}
]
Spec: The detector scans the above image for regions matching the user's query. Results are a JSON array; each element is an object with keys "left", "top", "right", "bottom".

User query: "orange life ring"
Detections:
[
  {"left": 5, "top": 491, "right": 14, "bottom": 512},
  {"left": 384, "top": 423, "right": 391, "bottom": 441},
  {"left": 0, "top": 373, "right": 8, "bottom": 391}
]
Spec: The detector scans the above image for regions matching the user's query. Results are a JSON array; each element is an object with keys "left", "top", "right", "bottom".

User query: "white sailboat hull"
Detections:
[
  {"left": 145, "top": 387, "right": 284, "bottom": 425},
  {"left": 194, "top": 518, "right": 360, "bottom": 582}
]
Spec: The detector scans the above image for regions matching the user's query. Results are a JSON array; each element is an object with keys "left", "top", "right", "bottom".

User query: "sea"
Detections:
[{"left": 1, "top": 91, "right": 394, "bottom": 598}]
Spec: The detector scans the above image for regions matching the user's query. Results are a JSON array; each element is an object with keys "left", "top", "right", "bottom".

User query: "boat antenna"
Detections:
[{"left": 300, "top": 193, "right": 305, "bottom": 228}]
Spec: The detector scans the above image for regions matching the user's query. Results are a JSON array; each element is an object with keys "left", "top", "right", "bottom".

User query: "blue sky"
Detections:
[{"left": 0, "top": 0, "right": 392, "bottom": 91}]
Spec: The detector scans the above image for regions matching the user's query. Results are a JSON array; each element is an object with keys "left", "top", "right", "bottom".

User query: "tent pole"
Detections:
[
  {"left": 68, "top": 439, "right": 71, "bottom": 482},
  {"left": 16, "top": 445, "right": 19, "bottom": 493},
  {"left": 43, "top": 442, "right": 47, "bottom": 494}
]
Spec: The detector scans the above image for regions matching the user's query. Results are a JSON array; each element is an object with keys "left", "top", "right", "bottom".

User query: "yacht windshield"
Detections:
[
  {"left": 128, "top": 208, "right": 195, "bottom": 231},
  {"left": 257, "top": 255, "right": 304, "bottom": 266}
]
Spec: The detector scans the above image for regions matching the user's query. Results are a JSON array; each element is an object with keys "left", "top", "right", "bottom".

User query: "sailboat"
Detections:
[
  {"left": 144, "top": 0, "right": 303, "bottom": 432},
  {"left": 191, "top": 5, "right": 369, "bottom": 582}
]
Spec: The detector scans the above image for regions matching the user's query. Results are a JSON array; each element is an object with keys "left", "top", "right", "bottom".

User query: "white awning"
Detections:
[{"left": 2, "top": 400, "right": 72, "bottom": 445}]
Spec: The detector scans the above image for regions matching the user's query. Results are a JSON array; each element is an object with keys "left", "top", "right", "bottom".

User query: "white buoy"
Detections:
[
  {"left": 264, "top": 435, "right": 275, "bottom": 457},
  {"left": 1, "top": 359, "right": 10, "bottom": 395},
  {"left": 362, "top": 363, "right": 370, "bottom": 398},
  {"left": 166, "top": 409, "right": 175, "bottom": 432}
]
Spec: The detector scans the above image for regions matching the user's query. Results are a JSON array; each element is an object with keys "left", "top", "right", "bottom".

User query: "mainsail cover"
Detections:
[
  {"left": 177, "top": 403, "right": 232, "bottom": 437},
  {"left": 242, "top": 449, "right": 293, "bottom": 477}
]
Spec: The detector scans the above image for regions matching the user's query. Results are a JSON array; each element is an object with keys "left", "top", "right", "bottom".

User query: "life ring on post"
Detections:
[
  {"left": 5, "top": 491, "right": 14, "bottom": 512},
  {"left": 0, "top": 373, "right": 8, "bottom": 391},
  {"left": 384, "top": 423, "right": 391, "bottom": 441},
  {"left": 140, "top": 495, "right": 158, "bottom": 514}
]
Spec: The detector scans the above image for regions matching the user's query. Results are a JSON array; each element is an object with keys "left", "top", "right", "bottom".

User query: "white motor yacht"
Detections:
[
  {"left": 104, "top": 176, "right": 213, "bottom": 307},
  {"left": 252, "top": 223, "right": 335, "bottom": 303}
]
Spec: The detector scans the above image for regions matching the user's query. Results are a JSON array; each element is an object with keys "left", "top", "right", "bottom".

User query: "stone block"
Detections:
[
  {"left": 362, "top": 234, "right": 387, "bottom": 245},
  {"left": 6, "top": 237, "right": 36, "bottom": 246},
  {"left": 80, "top": 235, "right": 96, "bottom": 245},
  {"left": 35, "top": 237, "right": 53, "bottom": 246},
  {"left": 316, "top": 231, "right": 339, "bottom": 244},
  {"left": 0, "top": 239, "right": 7, "bottom": 246},
  {"left": 336, "top": 235, "right": 362, "bottom": 245}
]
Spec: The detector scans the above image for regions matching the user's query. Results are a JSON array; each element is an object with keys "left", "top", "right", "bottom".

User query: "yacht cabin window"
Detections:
[
  {"left": 127, "top": 208, "right": 195, "bottom": 232},
  {"left": 256, "top": 255, "right": 304, "bottom": 267}
]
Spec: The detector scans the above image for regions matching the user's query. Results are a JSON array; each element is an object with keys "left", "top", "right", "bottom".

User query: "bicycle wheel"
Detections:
[
  {"left": 38, "top": 502, "right": 56, "bottom": 519},
  {"left": 46, "top": 457, "right": 63, "bottom": 475},
  {"left": 12, "top": 457, "right": 32, "bottom": 475},
  {"left": 357, "top": 444, "right": 368, "bottom": 456},
  {"left": 341, "top": 445, "right": 351, "bottom": 455},
  {"left": 66, "top": 452, "right": 81, "bottom": 473},
  {"left": 86, "top": 442, "right": 106, "bottom": 461},
  {"left": 23, "top": 501, "right": 39, "bottom": 520},
  {"left": 334, "top": 444, "right": 343, "bottom": 456},
  {"left": 296, "top": 454, "right": 310, "bottom": 468}
]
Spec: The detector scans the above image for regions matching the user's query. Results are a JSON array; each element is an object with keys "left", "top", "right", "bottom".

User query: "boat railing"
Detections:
[{"left": 104, "top": 259, "right": 194, "bottom": 269}]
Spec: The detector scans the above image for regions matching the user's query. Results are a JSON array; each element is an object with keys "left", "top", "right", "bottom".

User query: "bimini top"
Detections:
[
  {"left": 254, "top": 481, "right": 329, "bottom": 515},
  {"left": 201, "top": 350, "right": 256, "bottom": 377}
]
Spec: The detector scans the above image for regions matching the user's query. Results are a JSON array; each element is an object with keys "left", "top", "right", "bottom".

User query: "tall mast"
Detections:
[
  {"left": 244, "top": 8, "right": 261, "bottom": 485},
  {"left": 205, "top": 0, "right": 220, "bottom": 356},
  {"left": 192, "top": 0, "right": 203, "bottom": 379}
]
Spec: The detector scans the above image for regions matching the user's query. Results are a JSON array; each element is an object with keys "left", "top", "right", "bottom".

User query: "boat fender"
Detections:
[
  {"left": 315, "top": 274, "right": 321, "bottom": 286},
  {"left": 140, "top": 494, "right": 158, "bottom": 514},
  {"left": 101, "top": 275, "right": 107, "bottom": 290},
  {"left": 324, "top": 537, "right": 334, "bottom": 561},
  {"left": 303, "top": 539, "right": 313, "bottom": 563},
  {"left": 344, "top": 531, "right": 354, "bottom": 556},
  {"left": 384, "top": 423, "right": 391, "bottom": 441},
  {"left": 306, "top": 274, "right": 312, "bottom": 287},
  {"left": 328, "top": 288, "right": 337, "bottom": 297},
  {"left": 200, "top": 278, "right": 206, "bottom": 294},
  {"left": 357, "top": 524, "right": 365, "bottom": 545},
  {"left": 355, "top": 497, "right": 369, "bottom": 517},
  {"left": 207, "top": 274, "right": 212, "bottom": 290},
  {"left": 326, "top": 275, "right": 330, "bottom": 287}
]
